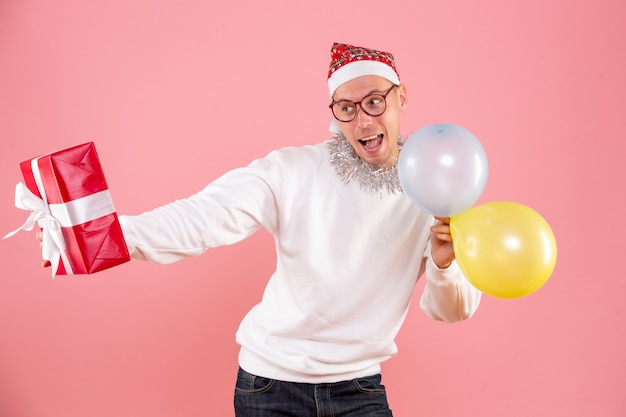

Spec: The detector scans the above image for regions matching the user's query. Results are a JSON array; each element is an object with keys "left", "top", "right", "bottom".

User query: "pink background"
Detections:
[{"left": 1, "top": 1, "right": 624, "bottom": 416}]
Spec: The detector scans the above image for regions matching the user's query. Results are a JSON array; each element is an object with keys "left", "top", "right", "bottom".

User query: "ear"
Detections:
[{"left": 396, "top": 83, "right": 408, "bottom": 111}]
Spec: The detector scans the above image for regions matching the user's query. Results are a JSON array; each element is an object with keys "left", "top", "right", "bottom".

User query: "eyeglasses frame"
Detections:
[{"left": 329, "top": 85, "right": 398, "bottom": 122}]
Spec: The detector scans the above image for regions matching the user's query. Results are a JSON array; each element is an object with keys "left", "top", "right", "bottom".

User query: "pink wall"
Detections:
[{"left": 1, "top": 1, "right": 624, "bottom": 416}]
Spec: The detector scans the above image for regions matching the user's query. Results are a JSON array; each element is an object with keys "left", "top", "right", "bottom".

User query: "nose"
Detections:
[{"left": 354, "top": 105, "right": 374, "bottom": 128}]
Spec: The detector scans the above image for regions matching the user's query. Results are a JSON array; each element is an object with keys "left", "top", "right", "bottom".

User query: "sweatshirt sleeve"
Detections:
[
  {"left": 118, "top": 156, "right": 281, "bottom": 264},
  {"left": 419, "top": 252, "right": 482, "bottom": 323}
]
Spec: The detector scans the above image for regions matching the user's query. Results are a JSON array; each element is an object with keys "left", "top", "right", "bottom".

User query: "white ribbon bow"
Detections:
[{"left": 3, "top": 182, "right": 72, "bottom": 277}]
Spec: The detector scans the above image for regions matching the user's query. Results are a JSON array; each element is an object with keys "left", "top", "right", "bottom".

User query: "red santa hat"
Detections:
[{"left": 327, "top": 42, "right": 401, "bottom": 99}]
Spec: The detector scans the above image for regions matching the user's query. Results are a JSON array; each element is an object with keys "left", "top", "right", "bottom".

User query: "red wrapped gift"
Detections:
[{"left": 4, "top": 142, "right": 130, "bottom": 276}]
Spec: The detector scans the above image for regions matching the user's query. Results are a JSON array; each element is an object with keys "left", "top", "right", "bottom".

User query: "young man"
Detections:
[{"left": 42, "top": 43, "right": 482, "bottom": 416}]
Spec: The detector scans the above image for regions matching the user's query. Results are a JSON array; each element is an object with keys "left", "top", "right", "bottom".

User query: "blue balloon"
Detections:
[{"left": 398, "top": 123, "right": 488, "bottom": 217}]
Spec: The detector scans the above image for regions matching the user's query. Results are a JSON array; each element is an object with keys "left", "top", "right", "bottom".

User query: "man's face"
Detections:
[{"left": 332, "top": 75, "right": 407, "bottom": 169}]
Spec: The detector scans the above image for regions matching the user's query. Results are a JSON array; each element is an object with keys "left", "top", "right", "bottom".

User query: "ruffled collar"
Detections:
[{"left": 328, "top": 134, "right": 404, "bottom": 195}]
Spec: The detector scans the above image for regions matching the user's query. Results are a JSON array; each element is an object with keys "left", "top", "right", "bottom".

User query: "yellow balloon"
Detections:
[{"left": 450, "top": 201, "right": 557, "bottom": 298}]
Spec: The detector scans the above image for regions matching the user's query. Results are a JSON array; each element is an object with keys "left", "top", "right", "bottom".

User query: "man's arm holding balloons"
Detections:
[{"left": 419, "top": 216, "right": 483, "bottom": 323}]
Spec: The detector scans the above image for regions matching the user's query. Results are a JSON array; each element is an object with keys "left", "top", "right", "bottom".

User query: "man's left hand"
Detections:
[{"left": 430, "top": 217, "right": 455, "bottom": 269}]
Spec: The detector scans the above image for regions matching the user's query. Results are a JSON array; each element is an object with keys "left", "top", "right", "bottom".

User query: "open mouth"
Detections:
[{"left": 358, "top": 134, "right": 384, "bottom": 152}]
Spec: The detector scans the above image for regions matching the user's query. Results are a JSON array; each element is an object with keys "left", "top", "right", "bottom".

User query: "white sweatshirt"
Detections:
[{"left": 119, "top": 141, "right": 481, "bottom": 383}]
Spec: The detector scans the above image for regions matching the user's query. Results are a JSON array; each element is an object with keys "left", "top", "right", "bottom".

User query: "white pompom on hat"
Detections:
[{"left": 327, "top": 42, "right": 401, "bottom": 100}]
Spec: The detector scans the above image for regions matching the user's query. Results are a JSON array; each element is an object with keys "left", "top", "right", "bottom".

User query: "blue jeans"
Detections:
[{"left": 234, "top": 367, "right": 394, "bottom": 417}]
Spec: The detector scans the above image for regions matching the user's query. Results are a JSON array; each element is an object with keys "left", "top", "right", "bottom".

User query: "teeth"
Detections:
[{"left": 359, "top": 134, "right": 380, "bottom": 142}]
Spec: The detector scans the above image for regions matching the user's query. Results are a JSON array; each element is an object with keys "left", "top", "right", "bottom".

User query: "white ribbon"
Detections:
[
  {"left": 4, "top": 158, "right": 116, "bottom": 277},
  {"left": 3, "top": 182, "right": 69, "bottom": 277}
]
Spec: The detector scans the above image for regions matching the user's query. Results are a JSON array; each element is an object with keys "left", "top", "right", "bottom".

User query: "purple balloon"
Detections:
[{"left": 398, "top": 123, "right": 488, "bottom": 217}]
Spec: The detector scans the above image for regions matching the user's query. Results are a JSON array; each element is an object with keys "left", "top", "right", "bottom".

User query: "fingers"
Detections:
[
  {"left": 430, "top": 222, "right": 451, "bottom": 233},
  {"left": 430, "top": 219, "right": 452, "bottom": 242},
  {"left": 432, "top": 231, "right": 452, "bottom": 242},
  {"left": 35, "top": 231, "right": 51, "bottom": 268}
]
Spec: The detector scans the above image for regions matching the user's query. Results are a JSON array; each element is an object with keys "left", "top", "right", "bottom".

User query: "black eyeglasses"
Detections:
[{"left": 329, "top": 85, "right": 397, "bottom": 122}]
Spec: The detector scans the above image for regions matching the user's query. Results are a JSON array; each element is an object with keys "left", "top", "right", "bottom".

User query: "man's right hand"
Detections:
[{"left": 36, "top": 231, "right": 51, "bottom": 268}]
